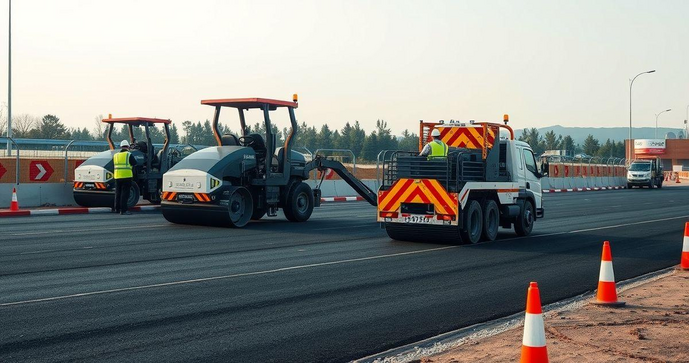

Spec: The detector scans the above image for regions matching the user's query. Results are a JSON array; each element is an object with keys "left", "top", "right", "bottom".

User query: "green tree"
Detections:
[
  {"left": 543, "top": 130, "right": 562, "bottom": 150},
  {"left": 317, "top": 124, "right": 333, "bottom": 149},
  {"left": 398, "top": 129, "right": 419, "bottom": 151},
  {"left": 350, "top": 121, "right": 366, "bottom": 157},
  {"left": 582, "top": 134, "right": 600, "bottom": 156},
  {"left": 361, "top": 132, "right": 378, "bottom": 161},
  {"left": 169, "top": 123, "right": 180, "bottom": 144},
  {"left": 518, "top": 128, "right": 545, "bottom": 154},
  {"left": 561, "top": 135, "right": 575, "bottom": 153},
  {"left": 70, "top": 127, "right": 93, "bottom": 141},
  {"left": 36, "top": 114, "right": 69, "bottom": 139}
]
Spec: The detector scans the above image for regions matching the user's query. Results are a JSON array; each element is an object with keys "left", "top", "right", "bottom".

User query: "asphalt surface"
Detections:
[{"left": 1, "top": 186, "right": 688, "bottom": 363}]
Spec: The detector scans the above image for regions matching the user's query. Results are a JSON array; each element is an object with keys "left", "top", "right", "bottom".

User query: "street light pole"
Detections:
[
  {"left": 629, "top": 69, "right": 655, "bottom": 162},
  {"left": 685, "top": 104, "right": 689, "bottom": 139},
  {"left": 6, "top": 0, "right": 11, "bottom": 156},
  {"left": 654, "top": 109, "right": 671, "bottom": 138}
]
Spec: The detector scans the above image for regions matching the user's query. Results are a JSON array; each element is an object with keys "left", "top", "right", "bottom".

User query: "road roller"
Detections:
[
  {"left": 160, "top": 95, "right": 377, "bottom": 227},
  {"left": 377, "top": 116, "right": 544, "bottom": 244},
  {"left": 73, "top": 117, "right": 188, "bottom": 208}
]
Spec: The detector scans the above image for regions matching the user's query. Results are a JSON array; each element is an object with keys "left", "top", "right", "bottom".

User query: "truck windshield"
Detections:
[{"left": 629, "top": 163, "right": 651, "bottom": 171}]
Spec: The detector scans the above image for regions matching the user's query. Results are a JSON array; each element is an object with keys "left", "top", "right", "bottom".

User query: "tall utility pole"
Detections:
[
  {"left": 654, "top": 109, "right": 671, "bottom": 138},
  {"left": 6, "top": 0, "right": 11, "bottom": 156},
  {"left": 628, "top": 69, "right": 655, "bottom": 162}
]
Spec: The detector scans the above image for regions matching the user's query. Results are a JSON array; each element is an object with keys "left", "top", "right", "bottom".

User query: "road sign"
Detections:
[
  {"left": 29, "top": 161, "right": 54, "bottom": 182},
  {"left": 0, "top": 162, "right": 6, "bottom": 179}
]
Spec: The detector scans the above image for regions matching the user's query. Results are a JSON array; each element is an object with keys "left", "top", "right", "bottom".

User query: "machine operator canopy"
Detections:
[
  {"left": 201, "top": 98, "right": 298, "bottom": 110},
  {"left": 102, "top": 117, "right": 172, "bottom": 126}
]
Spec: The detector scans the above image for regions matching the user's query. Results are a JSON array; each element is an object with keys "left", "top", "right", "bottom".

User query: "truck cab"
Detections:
[{"left": 627, "top": 157, "right": 663, "bottom": 189}]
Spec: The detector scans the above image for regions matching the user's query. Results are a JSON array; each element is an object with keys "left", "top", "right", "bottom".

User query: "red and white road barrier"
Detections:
[
  {"left": 0, "top": 196, "right": 367, "bottom": 218},
  {"left": 542, "top": 186, "right": 626, "bottom": 193},
  {"left": 0, "top": 205, "right": 160, "bottom": 217}
]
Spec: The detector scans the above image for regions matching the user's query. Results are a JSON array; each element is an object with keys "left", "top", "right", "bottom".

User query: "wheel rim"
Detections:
[
  {"left": 228, "top": 193, "right": 246, "bottom": 223},
  {"left": 524, "top": 207, "right": 534, "bottom": 228},
  {"left": 296, "top": 192, "right": 309, "bottom": 214}
]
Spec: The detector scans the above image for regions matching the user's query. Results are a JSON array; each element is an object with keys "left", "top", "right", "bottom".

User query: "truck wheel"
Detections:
[
  {"left": 657, "top": 180, "right": 663, "bottom": 189},
  {"left": 251, "top": 208, "right": 266, "bottom": 220},
  {"left": 626, "top": 183, "right": 632, "bottom": 189},
  {"left": 460, "top": 199, "right": 483, "bottom": 244},
  {"left": 127, "top": 183, "right": 141, "bottom": 209},
  {"left": 227, "top": 187, "right": 253, "bottom": 228},
  {"left": 514, "top": 200, "right": 534, "bottom": 237},
  {"left": 284, "top": 182, "right": 314, "bottom": 222},
  {"left": 481, "top": 199, "right": 499, "bottom": 242}
]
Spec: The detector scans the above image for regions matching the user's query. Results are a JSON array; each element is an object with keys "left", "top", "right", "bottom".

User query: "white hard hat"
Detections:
[
  {"left": 120, "top": 140, "right": 130, "bottom": 148},
  {"left": 431, "top": 129, "right": 441, "bottom": 137}
]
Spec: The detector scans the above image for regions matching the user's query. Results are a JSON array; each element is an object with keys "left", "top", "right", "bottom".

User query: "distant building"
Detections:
[
  {"left": 625, "top": 139, "right": 689, "bottom": 170},
  {"left": 542, "top": 149, "right": 574, "bottom": 157}
]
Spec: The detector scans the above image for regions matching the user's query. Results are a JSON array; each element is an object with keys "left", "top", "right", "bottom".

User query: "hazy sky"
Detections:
[{"left": 0, "top": 0, "right": 688, "bottom": 135}]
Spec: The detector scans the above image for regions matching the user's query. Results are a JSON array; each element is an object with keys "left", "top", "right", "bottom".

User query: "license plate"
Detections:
[
  {"left": 84, "top": 183, "right": 94, "bottom": 188},
  {"left": 177, "top": 194, "right": 195, "bottom": 204},
  {"left": 404, "top": 215, "right": 433, "bottom": 224}
]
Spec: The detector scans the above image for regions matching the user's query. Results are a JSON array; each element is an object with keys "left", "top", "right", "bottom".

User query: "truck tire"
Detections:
[
  {"left": 251, "top": 208, "right": 266, "bottom": 220},
  {"left": 227, "top": 187, "right": 253, "bottom": 228},
  {"left": 481, "top": 199, "right": 499, "bottom": 242},
  {"left": 460, "top": 199, "right": 483, "bottom": 244},
  {"left": 657, "top": 180, "right": 663, "bottom": 189},
  {"left": 514, "top": 200, "right": 534, "bottom": 237},
  {"left": 127, "top": 183, "right": 141, "bottom": 209},
  {"left": 284, "top": 182, "right": 314, "bottom": 222},
  {"left": 627, "top": 183, "right": 632, "bottom": 189}
]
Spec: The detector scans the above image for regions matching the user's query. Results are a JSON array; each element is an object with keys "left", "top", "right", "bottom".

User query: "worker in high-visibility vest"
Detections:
[
  {"left": 419, "top": 129, "right": 448, "bottom": 160},
  {"left": 113, "top": 140, "right": 138, "bottom": 215}
]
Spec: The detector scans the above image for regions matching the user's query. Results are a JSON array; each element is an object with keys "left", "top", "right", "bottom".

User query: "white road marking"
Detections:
[
  {"left": 1, "top": 224, "right": 169, "bottom": 237},
  {"left": 2, "top": 215, "right": 688, "bottom": 307},
  {"left": 0, "top": 246, "right": 457, "bottom": 307}
]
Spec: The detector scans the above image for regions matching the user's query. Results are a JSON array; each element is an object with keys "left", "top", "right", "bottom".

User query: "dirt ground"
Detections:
[{"left": 420, "top": 270, "right": 689, "bottom": 363}]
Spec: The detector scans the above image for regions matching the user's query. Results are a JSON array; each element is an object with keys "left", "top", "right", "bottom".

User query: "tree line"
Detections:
[
  {"left": 518, "top": 128, "right": 626, "bottom": 159},
  {"left": 0, "top": 112, "right": 626, "bottom": 161}
]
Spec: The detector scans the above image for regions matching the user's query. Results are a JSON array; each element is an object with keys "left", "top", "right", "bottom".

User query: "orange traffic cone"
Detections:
[
  {"left": 592, "top": 241, "right": 625, "bottom": 306},
  {"left": 520, "top": 282, "right": 548, "bottom": 363},
  {"left": 680, "top": 222, "right": 689, "bottom": 271},
  {"left": 10, "top": 187, "right": 19, "bottom": 211}
]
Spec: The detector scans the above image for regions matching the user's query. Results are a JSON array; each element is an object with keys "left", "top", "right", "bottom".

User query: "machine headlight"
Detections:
[
  {"left": 167, "top": 181, "right": 173, "bottom": 188},
  {"left": 196, "top": 182, "right": 202, "bottom": 189}
]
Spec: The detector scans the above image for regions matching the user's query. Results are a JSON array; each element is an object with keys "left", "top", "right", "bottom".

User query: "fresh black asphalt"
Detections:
[{"left": 1, "top": 186, "right": 688, "bottom": 362}]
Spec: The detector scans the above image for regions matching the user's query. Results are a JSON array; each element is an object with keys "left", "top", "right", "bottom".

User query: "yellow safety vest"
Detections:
[
  {"left": 113, "top": 151, "right": 133, "bottom": 179},
  {"left": 428, "top": 140, "right": 448, "bottom": 160}
]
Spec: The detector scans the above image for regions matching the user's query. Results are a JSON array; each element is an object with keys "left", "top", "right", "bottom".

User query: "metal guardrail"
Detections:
[{"left": 1, "top": 137, "right": 208, "bottom": 183}]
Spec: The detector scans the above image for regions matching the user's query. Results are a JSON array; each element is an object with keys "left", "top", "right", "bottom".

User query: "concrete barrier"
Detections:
[{"left": 0, "top": 183, "right": 75, "bottom": 208}]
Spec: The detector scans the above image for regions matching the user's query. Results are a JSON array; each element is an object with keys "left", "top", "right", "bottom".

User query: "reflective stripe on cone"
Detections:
[
  {"left": 593, "top": 241, "right": 625, "bottom": 306},
  {"left": 681, "top": 222, "right": 689, "bottom": 270},
  {"left": 520, "top": 282, "right": 548, "bottom": 363}
]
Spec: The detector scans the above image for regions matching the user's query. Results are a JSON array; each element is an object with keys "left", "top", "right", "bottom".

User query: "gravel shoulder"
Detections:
[{"left": 422, "top": 269, "right": 689, "bottom": 363}]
